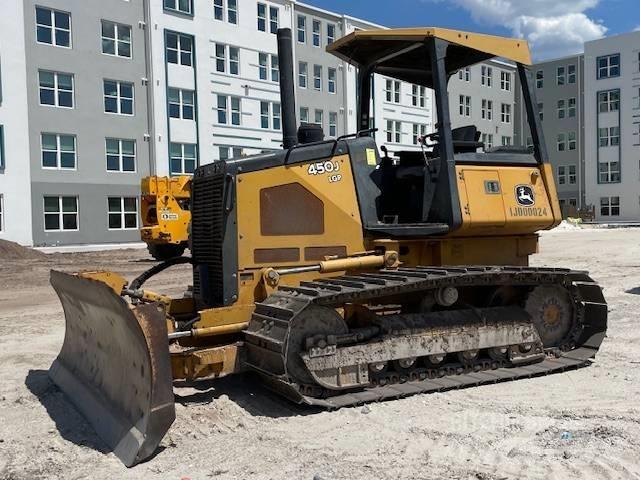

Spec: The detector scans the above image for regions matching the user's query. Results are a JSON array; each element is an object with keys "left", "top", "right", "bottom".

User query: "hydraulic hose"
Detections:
[{"left": 130, "top": 256, "right": 193, "bottom": 291}]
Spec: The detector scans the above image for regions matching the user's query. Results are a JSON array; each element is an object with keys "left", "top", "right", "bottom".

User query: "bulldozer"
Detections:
[
  {"left": 140, "top": 175, "right": 191, "bottom": 260},
  {"left": 48, "top": 28, "right": 607, "bottom": 467}
]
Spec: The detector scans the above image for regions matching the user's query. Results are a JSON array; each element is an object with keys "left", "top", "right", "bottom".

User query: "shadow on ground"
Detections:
[
  {"left": 173, "top": 372, "right": 322, "bottom": 418},
  {"left": 25, "top": 369, "right": 108, "bottom": 454},
  {"left": 26, "top": 369, "right": 319, "bottom": 462},
  {"left": 625, "top": 287, "right": 640, "bottom": 295}
]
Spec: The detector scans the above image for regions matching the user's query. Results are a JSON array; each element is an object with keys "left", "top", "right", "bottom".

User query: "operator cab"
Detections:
[{"left": 327, "top": 28, "right": 547, "bottom": 237}]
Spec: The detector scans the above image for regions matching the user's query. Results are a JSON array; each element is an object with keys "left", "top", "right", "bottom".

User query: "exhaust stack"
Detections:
[{"left": 276, "top": 28, "right": 298, "bottom": 149}]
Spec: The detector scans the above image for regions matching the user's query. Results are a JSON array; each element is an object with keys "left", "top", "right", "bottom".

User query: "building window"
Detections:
[
  {"left": 266, "top": 5, "right": 278, "bottom": 33},
  {"left": 215, "top": 44, "right": 226, "bottom": 72},
  {"left": 327, "top": 68, "right": 336, "bottom": 94},
  {"left": 568, "top": 165, "right": 576, "bottom": 184},
  {"left": 104, "top": 80, "right": 133, "bottom": 115},
  {"left": 168, "top": 88, "right": 194, "bottom": 120},
  {"left": 313, "top": 65, "right": 322, "bottom": 91},
  {"left": 216, "top": 95, "right": 240, "bottom": 125},
  {"left": 557, "top": 166, "right": 566, "bottom": 185},
  {"left": 412, "top": 124, "right": 427, "bottom": 145},
  {"left": 213, "top": 0, "right": 237, "bottom": 23},
  {"left": 41, "top": 133, "right": 76, "bottom": 169},
  {"left": 536, "top": 70, "right": 543, "bottom": 88},
  {"left": 312, "top": 19, "right": 321, "bottom": 47},
  {"left": 166, "top": 32, "right": 193, "bottom": 66},
  {"left": 459, "top": 95, "right": 471, "bottom": 116},
  {"left": 481, "top": 66, "right": 492, "bottom": 87},
  {"left": 598, "top": 90, "right": 620, "bottom": 113},
  {"left": 297, "top": 15, "right": 306, "bottom": 43},
  {"left": 215, "top": 44, "right": 239, "bottom": 75},
  {"left": 568, "top": 97, "right": 576, "bottom": 117},
  {"left": 557, "top": 133, "right": 566, "bottom": 151},
  {"left": 458, "top": 67, "right": 470, "bottom": 82},
  {"left": 44, "top": 196, "right": 78, "bottom": 231},
  {"left": 314, "top": 109, "right": 323, "bottom": 127},
  {"left": 600, "top": 196, "right": 620, "bottom": 216},
  {"left": 257, "top": 3, "right": 266, "bottom": 31},
  {"left": 386, "top": 120, "right": 401, "bottom": 143},
  {"left": 327, "top": 24, "right": 335, "bottom": 44},
  {"left": 385, "top": 80, "right": 400, "bottom": 103},
  {"left": 482, "top": 133, "right": 493, "bottom": 148},
  {"left": 329, "top": 111, "right": 337, "bottom": 137},
  {"left": 106, "top": 138, "right": 136, "bottom": 172},
  {"left": 213, "top": 0, "right": 224, "bottom": 20},
  {"left": 568, "top": 131, "right": 576, "bottom": 151},
  {"left": 538, "top": 102, "right": 544, "bottom": 121},
  {"left": 108, "top": 197, "right": 138, "bottom": 230},
  {"left": 599, "top": 161, "right": 620, "bottom": 183},
  {"left": 219, "top": 146, "right": 243, "bottom": 160},
  {"left": 411, "top": 85, "right": 426, "bottom": 107},
  {"left": 170, "top": 143, "right": 196, "bottom": 175},
  {"left": 557, "top": 66, "right": 565, "bottom": 85},
  {"left": 500, "top": 71, "right": 511, "bottom": 91},
  {"left": 39, "top": 71, "right": 73, "bottom": 108},
  {"left": 101, "top": 21, "right": 131, "bottom": 58},
  {"left": 260, "top": 101, "right": 281, "bottom": 130},
  {"left": 164, "top": 0, "right": 192, "bottom": 15},
  {"left": 36, "top": 6, "right": 71, "bottom": 48},
  {"left": 270, "top": 55, "right": 279, "bottom": 82},
  {"left": 481, "top": 99, "right": 493, "bottom": 120},
  {"left": 557, "top": 99, "right": 565, "bottom": 119},
  {"left": 599, "top": 126, "right": 620, "bottom": 147},
  {"left": 597, "top": 54, "right": 620, "bottom": 79},
  {"left": 501, "top": 136, "right": 512, "bottom": 146},
  {"left": 568, "top": 64, "right": 576, "bottom": 83},
  {"left": 298, "top": 61, "right": 307, "bottom": 88},
  {"left": 300, "top": 107, "right": 309, "bottom": 123}
]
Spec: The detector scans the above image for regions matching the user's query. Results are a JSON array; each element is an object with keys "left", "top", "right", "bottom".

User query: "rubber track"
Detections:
[{"left": 244, "top": 266, "right": 608, "bottom": 408}]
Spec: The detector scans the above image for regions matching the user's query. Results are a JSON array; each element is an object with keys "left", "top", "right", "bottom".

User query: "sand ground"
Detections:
[{"left": 1, "top": 228, "right": 639, "bottom": 480}]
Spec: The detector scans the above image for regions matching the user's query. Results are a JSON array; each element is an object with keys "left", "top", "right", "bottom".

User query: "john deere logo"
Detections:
[{"left": 515, "top": 185, "right": 535, "bottom": 206}]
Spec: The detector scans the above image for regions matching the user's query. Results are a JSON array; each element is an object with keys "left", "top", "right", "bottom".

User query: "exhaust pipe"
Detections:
[{"left": 276, "top": 28, "right": 298, "bottom": 149}]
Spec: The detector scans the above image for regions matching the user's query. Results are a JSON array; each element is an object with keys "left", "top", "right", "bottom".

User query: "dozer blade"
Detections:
[{"left": 49, "top": 270, "right": 175, "bottom": 467}]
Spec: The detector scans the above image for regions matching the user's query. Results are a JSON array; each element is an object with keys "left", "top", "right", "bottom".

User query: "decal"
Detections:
[
  {"left": 365, "top": 148, "right": 377, "bottom": 166},
  {"left": 515, "top": 184, "right": 535, "bottom": 206},
  {"left": 160, "top": 212, "right": 179, "bottom": 221},
  {"left": 307, "top": 160, "right": 340, "bottom": 176}
]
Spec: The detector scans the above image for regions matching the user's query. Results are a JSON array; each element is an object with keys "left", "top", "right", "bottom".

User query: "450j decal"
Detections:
[{"left": 307, "top": 160, "right": 342, "bottom": 183}]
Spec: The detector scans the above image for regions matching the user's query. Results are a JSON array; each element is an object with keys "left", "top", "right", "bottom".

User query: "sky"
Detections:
[{"left": 303, "top": 0, "right": 638, "bottom": 61}]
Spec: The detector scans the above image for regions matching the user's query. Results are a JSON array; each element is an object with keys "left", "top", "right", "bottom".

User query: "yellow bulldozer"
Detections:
[
  {"left": 48, "top": 28, "right": 607, "bottom": 467},
  {"left": 140, "top": 175, "right": 191, "bottom": 260}
]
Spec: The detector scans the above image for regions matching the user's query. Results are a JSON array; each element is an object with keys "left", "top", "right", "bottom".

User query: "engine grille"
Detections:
[{"left": 191, "top": 162, "right": 227, "bottom": 306}]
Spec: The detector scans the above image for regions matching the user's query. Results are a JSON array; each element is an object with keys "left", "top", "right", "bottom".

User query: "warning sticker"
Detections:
[{"left": 365, "top": 148, "right": 377, "bottom": 166}]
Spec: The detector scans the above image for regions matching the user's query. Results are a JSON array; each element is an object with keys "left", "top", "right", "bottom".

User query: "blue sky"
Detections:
[{"left": 303, "top": 0, "right": 638, "bottom": 60}]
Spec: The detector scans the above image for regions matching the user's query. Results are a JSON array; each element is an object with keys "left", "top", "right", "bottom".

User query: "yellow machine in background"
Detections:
[
  {"left": 47, "top": 27, "right": 608, "bottom": 467},
  {"left": 140, "top": 175, "right": 191, "bottom": 260}
]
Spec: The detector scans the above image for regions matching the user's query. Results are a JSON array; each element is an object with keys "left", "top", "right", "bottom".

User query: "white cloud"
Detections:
[{"left": 433, "top": 0, "right": 607, "bottom": 60}]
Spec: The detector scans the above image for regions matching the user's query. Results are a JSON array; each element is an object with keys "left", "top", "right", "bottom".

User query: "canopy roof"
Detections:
[{"left": 327, "top": 28, "right": 531, "bottom": 88}]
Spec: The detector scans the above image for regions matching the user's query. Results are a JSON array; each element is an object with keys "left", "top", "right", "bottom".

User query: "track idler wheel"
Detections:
[{"left": 525, "top": 285, "right": 574, "bottom": 347}]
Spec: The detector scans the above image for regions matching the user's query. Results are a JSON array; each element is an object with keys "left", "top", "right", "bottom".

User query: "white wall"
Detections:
[
  {"left": 584, "top": 31, "right": 640, "bottom": 222},
  {"left": 0, "top": 1, "right": 33, "bottom": 245}
]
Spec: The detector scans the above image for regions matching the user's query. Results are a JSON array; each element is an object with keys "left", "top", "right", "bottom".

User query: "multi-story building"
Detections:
[
  {"left": 515, "top": 54, "right": 586, "bottom": 212},
  {"left": 449, "top": 59, "right": 517, "bottom": 147},
  {"left": 583, "top": 30, "right": 640, "bottom": 222},
  {"left": 1, "top": 0, "right": 153, "bottom": 247},
  {"left": 293, "top": 3, "right": 347, "bottom": 138}
]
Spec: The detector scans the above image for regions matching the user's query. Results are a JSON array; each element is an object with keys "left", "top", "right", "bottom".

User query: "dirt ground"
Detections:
[{"left": 1, "top": 228, "right": 639, "bottom": 480}]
